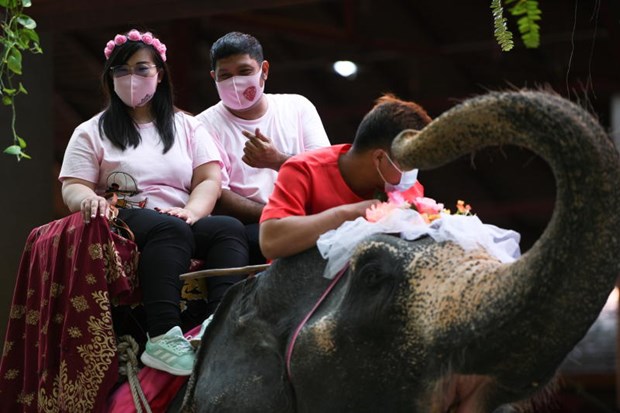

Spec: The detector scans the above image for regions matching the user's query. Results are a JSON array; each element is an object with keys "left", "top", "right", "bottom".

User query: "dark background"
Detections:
[{"left": 1, "top": 0, "right": 619, "bottom": 410}]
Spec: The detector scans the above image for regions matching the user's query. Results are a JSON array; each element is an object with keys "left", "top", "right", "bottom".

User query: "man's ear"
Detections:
[
  {"left": 261, "top": 60, "right": 270, "bottom": 80},
  {"left": 210, "top": 70, "right": 216, "bottom": 81},
  {"left": 371, "top": 148, "right": 384, "bottom": 167}
]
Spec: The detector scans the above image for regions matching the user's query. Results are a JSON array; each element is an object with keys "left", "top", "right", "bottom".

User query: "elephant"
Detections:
[{"left": 178, "top": 90, "right": 620, "bottom": 413}]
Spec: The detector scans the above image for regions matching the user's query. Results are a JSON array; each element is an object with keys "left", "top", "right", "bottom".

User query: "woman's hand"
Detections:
[
  {"left": 62, "top": 178, "right": 109, "bottom": 223},
  {"left": 79, "top": 195, "right": 110, "bottom": 223},
  {"left": 155, "top": 207, "right": 198, "bottom": 225}
]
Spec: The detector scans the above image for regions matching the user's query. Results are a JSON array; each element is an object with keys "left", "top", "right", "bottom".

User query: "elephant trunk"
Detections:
[{"left": 392, "top": 91, "right": 620, "bottom": 387}]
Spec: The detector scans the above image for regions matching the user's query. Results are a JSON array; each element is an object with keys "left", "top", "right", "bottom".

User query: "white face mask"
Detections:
[
  {"left": 377, "top": 151, "right": 419, "bottom": 193},
  {"left": 215, "top": 69, "right": 265, "bottom": 111},
  {"left": 384, "top": 168, "right": 419, "bottom": 193},
  {"left": 113, "top": 74, "right": 158, "bottom": 108}
]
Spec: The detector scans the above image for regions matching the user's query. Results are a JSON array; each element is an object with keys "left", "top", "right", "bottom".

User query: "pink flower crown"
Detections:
[{"left": 103, "top": 29, "right": 167, "bottom": 62}]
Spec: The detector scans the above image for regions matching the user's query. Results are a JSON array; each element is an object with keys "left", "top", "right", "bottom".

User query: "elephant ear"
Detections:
[{"left": 182, "top": 276, "right": 294, "bottom": 412}]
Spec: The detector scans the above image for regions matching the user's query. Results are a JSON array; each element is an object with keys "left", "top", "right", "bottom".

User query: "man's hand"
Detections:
[
  {"left": 242, "top": 128, "right": 289, "bottom": 170},
  {"left": 336, "top": 199, "right": 382, "bottom": 222}
]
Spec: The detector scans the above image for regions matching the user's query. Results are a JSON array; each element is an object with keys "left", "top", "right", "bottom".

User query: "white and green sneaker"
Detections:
[{"left": 140, "top": 326, "right": 195, "bottom": 376}]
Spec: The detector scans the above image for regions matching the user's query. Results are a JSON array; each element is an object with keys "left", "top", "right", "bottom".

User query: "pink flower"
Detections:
[
  {"left": 141, "top": 32, "right": 154, "bottom": 45},
  {"left": 413, "top": 197, "right": 444, "bottom": 215},
  {"left": 127, "top": 30, "right": 142, "bottom": 41},
  {"left": 106, "top": 40, "right": 115, "bottom": 49},
  {"left": 365, "top": 202, "right": 399, "bottom": 222},
  {"left": 114, "top": 34, "right": 127, "bottom": 45},
  {"left": 160, "top": 52, "right": 167, "bottom": 62},
  {"left": 387, "top": 191, "right": 409, "bottom": 208},
  {"left": 151, "top": 38, "right": 161, "bottom": 49},
  {"left": 399, "top": 183, "right": 425, "bottom": 204}
]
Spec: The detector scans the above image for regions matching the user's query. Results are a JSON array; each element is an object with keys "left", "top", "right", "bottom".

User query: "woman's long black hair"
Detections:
[{"left": 99, "top": 34, "right": 176, "bottom": 153}]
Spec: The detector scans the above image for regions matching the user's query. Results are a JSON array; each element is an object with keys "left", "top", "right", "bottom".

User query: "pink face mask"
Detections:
[
  {"left": 113, "top": 74, "right": 158, "bottom": 108},
  {"left": 215, "top": 70, "right": 265, "bottom": 111}
]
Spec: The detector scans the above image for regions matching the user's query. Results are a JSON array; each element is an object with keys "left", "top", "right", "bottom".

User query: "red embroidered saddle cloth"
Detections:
[{"left": 0, "top": 213, "right": 140, "bottom": 412}]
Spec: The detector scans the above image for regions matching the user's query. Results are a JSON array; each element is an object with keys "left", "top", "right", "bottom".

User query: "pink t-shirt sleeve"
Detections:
[
  {"left": 260, "top": 158, "right": 311, "bottom": 222},
  {"left": 211, "top": 135, "right": 232, "bottom": 191},
  {"left": 59, "top": 123, "right": 103, "bottom": 184},
  {"left": 189, "top": 118, "right": 223, "bottom": 170}
]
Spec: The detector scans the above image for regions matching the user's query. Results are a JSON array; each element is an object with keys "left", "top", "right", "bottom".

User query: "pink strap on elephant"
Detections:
[{"left": 285, "top": 264, "right": 349, "bottom": 381}]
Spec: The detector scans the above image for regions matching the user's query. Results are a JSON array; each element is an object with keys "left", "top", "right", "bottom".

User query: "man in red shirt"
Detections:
[{"left": 259, "top": 94, "right": 431, "bottom": 259}]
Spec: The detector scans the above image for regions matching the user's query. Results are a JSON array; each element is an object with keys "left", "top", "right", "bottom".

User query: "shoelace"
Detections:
[{"left": 161, "top": 336, "right": 193, "bottom": 354}]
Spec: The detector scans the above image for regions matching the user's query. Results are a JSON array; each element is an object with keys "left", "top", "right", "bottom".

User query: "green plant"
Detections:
[
  {"left": 0, "top": 0, "right": 41, "bottom": 160},
  {"left": 492, "top": 0, "right": 542, "bottom": 52}
]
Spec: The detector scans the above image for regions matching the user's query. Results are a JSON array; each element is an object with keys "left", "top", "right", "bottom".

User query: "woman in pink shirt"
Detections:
[{"left": 59, "top": 30, "right": 248, "bottom": 376}]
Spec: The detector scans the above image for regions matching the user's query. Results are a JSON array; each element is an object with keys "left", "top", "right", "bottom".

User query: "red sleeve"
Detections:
[{"left": 260, "top": 158, "right": 312, "bottom": 222}]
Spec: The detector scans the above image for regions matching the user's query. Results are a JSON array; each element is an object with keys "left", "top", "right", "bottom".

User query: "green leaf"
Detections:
[
  {"left": 0, "top": 0, "right": 9, "bottom": 7},
  {"left": 20, "top": 151, "right": 31, "bottom": 159},
  {"left": 7, "top": 48, "right": 23, "bottom": 74},
  {"left": 22, "top": 0, "right": 32, "bottom": 7},
  {"left": 17, "top": 136, "right": 26, "bottom": 148},
  {"left": 491, "top": 0, "right": 514, "bottom": 52},
  {"left": 2, "top": 88, "right": 16, "bottom": 96},
  {"left": 18, "top": 82, "right": 28, "bottom": 94},
  {"left": 16, "top": 15, "right": 37, "bottom": 30},
  {"left": 4, "top": 145, "right": 22, "bottom": 155},
  {"left": 21, "top": 28, "right": 40, "bottom": 44},
  {"left": 2, "top": 95, "right": 13, "bottom": 105},
  {"left": 509, "top": 0, "right": 541, "bottom": 49}
]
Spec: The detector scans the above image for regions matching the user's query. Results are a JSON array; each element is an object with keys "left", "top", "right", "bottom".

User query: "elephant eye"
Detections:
[{"left": 356, "top": 261, "right": 393, "bottom": 289}]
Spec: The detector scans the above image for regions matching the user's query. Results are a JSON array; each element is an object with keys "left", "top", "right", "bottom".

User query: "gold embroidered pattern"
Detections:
[
  {"left": 2, "top": 341, "right": 14, "bottom": 357},
  {"left": 42, "top": 270, "right": 49, "bottom": 282},
  {"left": 4, "top": 368, "right": 19, "bottom": 380},
  {"left": 50, "top": 282, "right": 64, "bottom": 298},
  {"left": 53, "top": 313, "right": 64, "bottom": 324},
  {"left": 68, "top": 327, "right": 82, "bottom": 338},
  {"left": 38, "top": 291, "right": 116, "bottom": 412},
  {"left": 52, "top": 234, "right": 60, "bottom": 248},
  {"left": 17, "top": 391, "right": 34, "bottom": 407},
  {"left": 66, "top": 245, "right": 75, "bottom": 259},
  {"left": 27, "top": 289, "right": 34, "bottom": 298},
  {"left": 10, "top": 305, "right": 26, "bottom": 319},
  {"left": 25, "top": 310, "right": 40, "bottom": 325},
  {"left": 85, "top": 273, "right": 96, "bottom": 285},
  {"left": 89, "top": 243, "right": 103, "bottom": 260},
  {"left": 102, "top": 240, "right": 126, "bottom": 283},
  {"left": 70, "top": 296, "right": 89, "bottom": 313}
]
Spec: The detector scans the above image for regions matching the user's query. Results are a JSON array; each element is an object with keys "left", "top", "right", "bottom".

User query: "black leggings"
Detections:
[{"left": 119, "top": 209, "right": 248, "bottom": 337}]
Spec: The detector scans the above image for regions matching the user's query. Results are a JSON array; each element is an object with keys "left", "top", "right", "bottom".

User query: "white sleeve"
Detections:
[
  {"left": 299, "top": 96, "right": 331, "bottom": 149},
  {"left": 58, "top": 123, "right": 102, "bottom": 184}
]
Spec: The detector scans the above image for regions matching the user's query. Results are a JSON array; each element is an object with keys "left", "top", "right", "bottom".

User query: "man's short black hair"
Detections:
[
  {"left": 210, "top": 32, "right": 264, "bottom": 70},
  {"left": 352, "top": 94, "right": 432, "bottom": 153}
]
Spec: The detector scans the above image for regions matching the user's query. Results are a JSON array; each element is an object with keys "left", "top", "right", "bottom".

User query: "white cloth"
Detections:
[
  {"left": 316, "top": 208, "right": 521, "bottom": 279},
  {"left": 196, "top": 94, "right": 330, "bottom": 204},
  {"left": 59, "top": 111, "right": 222, "bottom": 210}
]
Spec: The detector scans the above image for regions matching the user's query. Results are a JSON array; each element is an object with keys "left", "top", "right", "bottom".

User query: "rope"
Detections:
[{"left": 117, "top": 335, "right": 153, "bottom": 413}]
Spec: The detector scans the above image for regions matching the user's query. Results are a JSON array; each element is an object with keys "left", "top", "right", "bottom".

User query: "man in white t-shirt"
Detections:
[{"left": 196, "top": 31, "right": 330, "bottom": 263}]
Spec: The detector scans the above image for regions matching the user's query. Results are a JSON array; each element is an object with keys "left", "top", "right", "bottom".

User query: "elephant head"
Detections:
[{"left": 181, "top": 91, "right": 620, "bottom": 413}]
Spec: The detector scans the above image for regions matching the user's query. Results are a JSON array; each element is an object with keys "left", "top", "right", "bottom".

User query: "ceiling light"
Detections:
[{"left": 333, "top": 60, "right": 358, "bottom": 78}]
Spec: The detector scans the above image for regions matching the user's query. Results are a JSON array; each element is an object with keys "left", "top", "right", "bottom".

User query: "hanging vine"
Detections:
[
  {"left": 492, "top": 0, "right": 542, "bottom": 52},
  {"left": 1, "top": 0, "right": 41, "bottom": 161}
]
